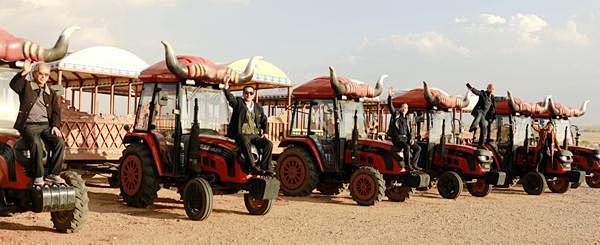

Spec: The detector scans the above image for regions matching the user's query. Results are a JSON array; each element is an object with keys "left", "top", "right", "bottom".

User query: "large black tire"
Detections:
[
  {"left": 466, "top": 178, "right": 492, "bottom": 197},
  {"left": 586, "top": 172, "right": 600, "bottom": 188},
  {"left": 349, "top": 167, "right": 385, "bottom": 206},
  {"left": 316, "top": 179, "right": 344, "bottom": 196},
  {"left": 437, "top": 171, "right": 463, "bottom": 199},
  {"left": 243, "top": 194, "right": 273, "bottom": 215},
  {"left": 183, "top": 177, "right": 213, "bottom": 221},
  {"left": 119, "top": 143, "right": 160, "bottom": 208},
  {"left": 51, "top": 171, "right": 89, "bottom": 233},
  {"left": 385, "top": 185, "right": 411, "bottom": 202},
  {"left": 522, "top": 171, "right": 547, "bottom": 195},
  {"left": 276, "top": 147, "right": 319, "bottom": 196},
  {"left": 547, "top": 176, "right": 571, "bottom": 193}
]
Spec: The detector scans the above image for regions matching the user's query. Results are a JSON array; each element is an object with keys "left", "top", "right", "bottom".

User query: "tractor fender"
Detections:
[
  {"left": 122, "top": 132, "right": 167, "bottom": 176},
  {"left": 0, "top": 142, "right": 15, "bottom": 182},
  {"left": 279, "top": 137, "right": 325, "bottom": 172}
]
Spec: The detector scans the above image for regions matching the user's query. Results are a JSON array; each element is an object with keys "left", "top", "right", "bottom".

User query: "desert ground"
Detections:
[
  {"left": 1, "top": 176, "right": 599, "bottom": 245},
  {"left": 1, "top": 129, "right": 599, "bottom": 245}
]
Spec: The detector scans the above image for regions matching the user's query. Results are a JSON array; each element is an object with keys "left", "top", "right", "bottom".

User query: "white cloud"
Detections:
[
  {"left": 510, "top": 13, "right": 547, "bottom": 44},
  {"left": 553, "top": 20, "right": 590, "bottom": 46},
  {"left": 388, "top": 32, "right": 470, "bottom": 56},
  {"left": 454, "top": 17, "right": 467, "bottom": 23},
  {"left": 480, "top": 13, "right": 506, "bottom": 25}
]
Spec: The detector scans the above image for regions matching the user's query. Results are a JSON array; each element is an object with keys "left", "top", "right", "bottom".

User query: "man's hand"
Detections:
[
  {"left": 466, "top": 82, "right": 472, "bottom": 90},
  {"left": 261, "top": 133, "right": 267, "bottom": 138},
  {"left": 410, "top": 139, "right": 415, "bottom": 145},
  {"left": 21, "top": 60, "right": 32, "bottom": 75},
  {"left": 51, "top": 127, "right": 62, "bottom": 137},
  {"left": 388, "top": 87, "right": 394, "bottom": 96}
]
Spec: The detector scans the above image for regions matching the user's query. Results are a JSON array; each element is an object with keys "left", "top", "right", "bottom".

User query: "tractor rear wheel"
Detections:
[
  {"left": 276, "top": 147, "right": 319, "bottom": 196},
  {"left": 437, "top": 171, "right": 463, "bottom": 199},
  {"left": 183, "top": 177, "right": 213, "bottom": 221},
  {"left": 466, "top": 178, "right": 492, "bottom": 197},
  {"left": 119, "top": 143, "right": 160, "bottom": 208},
  {"left": 522, "top": 171, "right": 546, "bottom": 195},
  {"left": 243, "top": 194, "right": 273, "bottom": 215},
  {"left": 586, "top": 172, "right": 600, "bottom": 188},
  {"left": 349, "top": 167, "right": 385, "bottom": 206},
  {"left": 547, "top": 176, "right": 570, "bottom": 193},
  {"left": 385, "top": 184, "right": 411, "bottom": 202},
  {"left": 51, "top": 171, "right": 89, "bottom": 233}
]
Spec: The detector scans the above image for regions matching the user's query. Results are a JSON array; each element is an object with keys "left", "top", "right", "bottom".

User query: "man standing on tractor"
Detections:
[
  {"left": 387, "top": 88, "right": 421, "bottom": 171},
  {"left": 467, "top": 82, "right": 496, "bottom": 147},
  {"left": 223, "top": 81, "right": 274, "bottom": 176},
  {"left": 532, "top": 120, "right": 562, "bottom": 171},
  {"left": 9, "top": 60, "right": 65, "bottom": 186}
]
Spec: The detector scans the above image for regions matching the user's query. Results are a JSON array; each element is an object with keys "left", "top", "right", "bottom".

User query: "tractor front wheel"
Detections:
[
  {"left": 183, "top": 177, "right": 213, "bottom": 221},
  {"left": 349, "top": 167, "right": 385, "bottom": 206},
  {"left": 522, "top": 171, "right": 546, "bottom": 195},
  {"left": 547, "top": 176, "right": 570, "bottom": 193},
  {"left": 466, "top": 178, "right": 492, "bottom": 197},
  {"left": 437, "top": 171, "right": 463, "bottom": 199},
  {"left": 51, "top": 171, "right": 89, "bottom": 233},
  {"left": 586, "top": 172, "right": 600, "bottom": 188},
  {"left": 243, "top": 194, "right": 273, "bottom": 215},
  {"left": 385, "top": 184, "right": 411, "bottom": 202}
]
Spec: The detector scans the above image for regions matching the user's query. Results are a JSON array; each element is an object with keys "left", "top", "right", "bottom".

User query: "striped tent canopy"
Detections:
[{"left": 227, "top": 58, "right": 291, "bottom": 90}]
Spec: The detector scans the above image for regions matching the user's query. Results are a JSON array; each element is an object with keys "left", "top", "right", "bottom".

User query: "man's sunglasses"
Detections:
[{"left": 244, "top": 91, "right": 254, "bottom": 95}]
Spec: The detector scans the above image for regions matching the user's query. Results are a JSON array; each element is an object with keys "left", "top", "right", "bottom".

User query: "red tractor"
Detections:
[
  {"left": 276, "top": 67, "right": 430, "bottom": 206},
  {"left": 481, "top": 92, "right": 584, "bottom": 195},
  {"left": 535, "top": 97, "right": 598, "bottom": 188},
  {"left": 391, "top": 82, "right": 506, "bottom": 199},
  {"left": 0, "top": 26, "right": 88, "bottom": 233},
  {"left": 118, "top": 41, "right": 279, "bottom": 220}
]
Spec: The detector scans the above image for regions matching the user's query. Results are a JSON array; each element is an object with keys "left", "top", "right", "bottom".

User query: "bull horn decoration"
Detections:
[
  {"left": 548, "top": 97, "right": 591, "bottom": 118},
  {"left": 0, "top": 26, "right": 79, "bottom": 62},
  {"left": 424, "top": 81, "right": 470, "bottom": 108},
  {"left": 328, "top": 66, "right": 386, "bottom": 98},
  {"left": 507, "top": 90, "right": 520, "bottom": 112},
  {"left": 507, "top": 91, "right": 551, "bottom": 114},
  {"left": 162, "top": 40, "right": 260, "bottom": 83}
]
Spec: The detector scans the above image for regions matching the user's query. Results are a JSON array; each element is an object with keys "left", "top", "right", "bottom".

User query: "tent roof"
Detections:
[
  {"left": 47, "top": 46, "right": 148, "bottom": 95},
  {"left": 227, "top": 58, "right": 291, "bottom": 90}
]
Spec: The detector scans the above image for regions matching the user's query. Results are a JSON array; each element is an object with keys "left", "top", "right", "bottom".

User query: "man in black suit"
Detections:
[
  {"left": 223, "top": 81, "right": 273, "bottom": 176},
  {"left": 387, "top": 88, "right": 421, "bottom": 171},
  {"left": 467, "top": 83, "right": 496, "bottom": 147}
]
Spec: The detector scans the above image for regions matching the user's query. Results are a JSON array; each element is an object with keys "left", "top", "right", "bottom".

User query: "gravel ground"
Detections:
[{"left": 1, "top": 177, "right": 599, "bottom": 245}]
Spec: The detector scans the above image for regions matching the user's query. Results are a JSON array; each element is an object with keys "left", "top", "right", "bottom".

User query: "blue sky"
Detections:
[{"left": 2, "top": 0, "right": 599, "bottom": 124}]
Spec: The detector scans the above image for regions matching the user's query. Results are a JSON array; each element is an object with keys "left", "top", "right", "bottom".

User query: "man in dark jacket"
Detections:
[
  {"left": 387, "top": 88, "right": 421, "bottom": 171},
  {"left": 467, "top": 83, "right": 495, "bottom": 147},
  {"left": 10, "top": 60, "right": 65, "bottom": 186},
  {"left": 223, "top": 82, "right": 273, "bottom": 176}
]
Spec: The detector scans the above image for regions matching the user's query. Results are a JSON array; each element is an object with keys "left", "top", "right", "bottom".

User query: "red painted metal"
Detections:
[
  {"left": 279, "top": 137, "right": 325, "bottom": 171},
  {"left": 122, "top": 132, "right": 170, "bottom": 177},
  {"left": 139, "top": 56, "right": 225, "bottom": 83}
]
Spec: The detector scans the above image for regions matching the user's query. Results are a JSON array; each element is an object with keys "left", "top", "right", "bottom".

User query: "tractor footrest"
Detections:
[
  {"left": 248, "top": 176, "right": 280, "bottom": 200},
  {"left": 567, "top": 170, "right": 585, "bottom": 184},
  {"left": 485, "top": 171, "right": 507, "bottom": 186},
  {"left": 406, "top": 171, "right": 430, "bottom": 188}
]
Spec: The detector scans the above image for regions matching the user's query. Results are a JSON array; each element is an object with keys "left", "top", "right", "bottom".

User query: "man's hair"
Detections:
[
  {"left": 33, "top": 62, "right": 49, "bottom": 73},
  {"left": 546, "top": 121, "right": 554, "bottom": 126},
  {"left": 243, "top": 85, "right": 254, "bottom": 92}
]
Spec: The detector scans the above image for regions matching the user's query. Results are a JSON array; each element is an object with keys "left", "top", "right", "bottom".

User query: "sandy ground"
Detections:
[{"left": 1, "top": 177, "right": 599, "bottom": 245}]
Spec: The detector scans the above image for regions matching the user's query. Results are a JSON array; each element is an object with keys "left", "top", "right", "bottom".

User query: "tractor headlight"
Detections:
[
  {"left": 594, "top": 154, "right": 600, "bottom": 160},
  {"left": 559, "top": 155, "right": 569, "bottom": 163},
  {"left": 561, "top": 162, "right": 571, "bottom": 170},
  {"left": 477, "top": 155, "right": 489, "bottom": 162}
]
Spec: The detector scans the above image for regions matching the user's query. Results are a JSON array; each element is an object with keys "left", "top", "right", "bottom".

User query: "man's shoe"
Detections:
[
  {"left": 47, "top": 174, "right": 66, "bottom": 184},
  {"left": 33, "top": 177, "right": 45, "bottom": 186},
  {"left": 265, "top": 170, "right": 276, "bottom": 177},
  {"left": 250, "top": 166, "right": 266, "bottom": 176}
]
